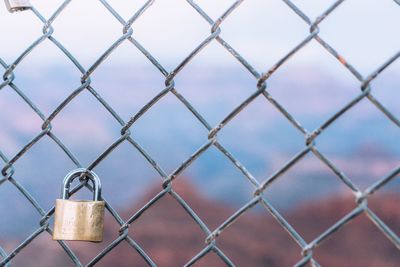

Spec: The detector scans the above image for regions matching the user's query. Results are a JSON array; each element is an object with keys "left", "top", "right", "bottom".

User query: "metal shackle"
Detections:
[{"left": 61, "top": 168, "right": 102, "bottom": 201}]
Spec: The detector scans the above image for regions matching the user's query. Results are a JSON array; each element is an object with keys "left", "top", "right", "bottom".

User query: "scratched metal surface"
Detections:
[{"left": 0, "top": 0, "right": 399, "bottom": 266}]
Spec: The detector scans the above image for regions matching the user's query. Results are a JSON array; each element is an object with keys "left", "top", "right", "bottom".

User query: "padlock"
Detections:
[
  {"left": 53, "top": 168, "right": 105, "bottom": 242},
  {"left": 4, "top": 0, "right": 31, "bottom": 13}
]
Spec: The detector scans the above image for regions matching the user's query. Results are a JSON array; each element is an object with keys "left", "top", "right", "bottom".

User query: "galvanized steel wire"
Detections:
[{"left": 1, "top": 0, "right": 399, "bottom": 266}]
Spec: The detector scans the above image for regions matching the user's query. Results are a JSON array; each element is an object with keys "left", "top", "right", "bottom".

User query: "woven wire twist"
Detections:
[{"left": 0, "top": 0, "right": 399, "bottom": 266}]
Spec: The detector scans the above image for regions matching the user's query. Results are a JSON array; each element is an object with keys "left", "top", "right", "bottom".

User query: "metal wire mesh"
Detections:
[{"left": 0, "top": 0, "right": 399, "bottom": 266}]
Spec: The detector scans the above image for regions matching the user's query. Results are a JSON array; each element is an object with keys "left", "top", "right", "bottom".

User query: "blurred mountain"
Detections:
[
  {"left": 0, "top": 65, "right": 398, "bottom": 238},
  {"left": 2, "top": 180, "right": 399, "bottom": 267}
]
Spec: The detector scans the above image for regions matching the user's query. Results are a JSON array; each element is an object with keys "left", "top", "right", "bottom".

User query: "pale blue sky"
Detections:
[{"left": 0, "top": 0, "right": 399, "bottom": 77}]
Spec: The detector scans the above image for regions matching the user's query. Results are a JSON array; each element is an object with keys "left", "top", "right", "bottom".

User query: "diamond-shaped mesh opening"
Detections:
[
  {"left": 266, "top": 40, "right": 361, "bottom": 131},
  {"left": 368, "top": 175, "right": 400, "bottom": 237},
  {"left": 218, "top": 95, "right": 304, "bottom": 179},
  {"left": 93, "top": 141, "right": 162, "bottom": 214},
  {"left": 125, "top": 193, "right": 207, "bottom": 266},
  {"left": 317, "top": 98, "right": 400, "bottom": 189},
  {"left": 11, "top": 39, "right": 83, "bottom": 115},
  {"left": 220, "top": 0, "right": 310, "bottom": 71},
  {"left": 131, "top": 93, "right": 208, "bottom": 172},
  {"left": 0, "top": 182, "right": 42, "bottom": 251},
  {"left": 12, "top": 136, "right": 77, "bottom": 210},
  {"left": 92, "top": 238, "right": 152, "bottom": 267},
  {"left": 50, "top": 0, "right": 123, "bottom": 68},
  {"left": 262, "top": 153, "right": 355, "bottom": 241},
  {"left": 318, "top": 0, "right": 400, "bottom": 75},
  {"left": 368, "top": 59, "right": 400, "bottom": 119},
  {"left": 98, "top": 0, "right": 150, "bottom": 21},
  {"left": 0, "top": 87, "right": 43, "bottom": 157},
  {"left": 313, "top": 213, "right": 400, "bottom": 266},
  {"left": 0, "top": 9, "right": 42, "bottom": 62},
  {"left": 28, "top": 0, "right": 67, "bottom": 18},
  {"left": 174, "top": 41, "right": 257, "bottom": 126},
  {"left": 174, "top": 146, "right": 255, "bottom": 229},
  {"left": 286, "top": 0, "right": 339, "bottom": 19},
  {"left": 217, "top": 204, "right": 302, "bottom": 267},
  {"left": 192, "top": 251, "right": 230, "bottom": 267},
  {"left": 89, "top": 41, "right": 166, "bottom": 121},
  {"left": 131, "top": 0, "right": 211, "bottom": 71},
  {"left": 189, "top": 0, "right": 237, "bottom": 20},
  {"left": 10, "top": 232, "right": 76, "bottom": 267},
  {"left": 50, "top": 90, "right": 123, "bottom": 164}
]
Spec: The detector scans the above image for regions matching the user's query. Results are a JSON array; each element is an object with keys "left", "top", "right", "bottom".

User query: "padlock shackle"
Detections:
[{"left": 61, "top": 168, "right": 102, "bottom": 201}]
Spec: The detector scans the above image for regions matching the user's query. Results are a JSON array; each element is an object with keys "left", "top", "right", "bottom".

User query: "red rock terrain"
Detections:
[{"left": 3, "top": 181, "right": 400, "bottom": 267}]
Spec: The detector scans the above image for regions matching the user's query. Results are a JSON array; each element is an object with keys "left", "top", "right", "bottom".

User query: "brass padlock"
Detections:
[{"left": 53, "top": 168, "right": 105, "bottom": 242}]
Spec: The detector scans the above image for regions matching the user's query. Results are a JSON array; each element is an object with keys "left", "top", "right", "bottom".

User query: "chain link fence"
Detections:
[{"left": 1, "top": 0, "right": 399, "bottom": 266}]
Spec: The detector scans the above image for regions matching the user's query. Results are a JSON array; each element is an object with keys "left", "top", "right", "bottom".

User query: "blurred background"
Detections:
[{"left": 0, "top": 0, "right": 399, "bottom": 266}]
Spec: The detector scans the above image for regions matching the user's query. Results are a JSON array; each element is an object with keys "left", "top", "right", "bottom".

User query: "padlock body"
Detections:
[
  {"left": 53, "top": 199, "right": 105, "bottom": 242},
  {"left": 4, "top": 0, "right": 32, "bottom": 13}
]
